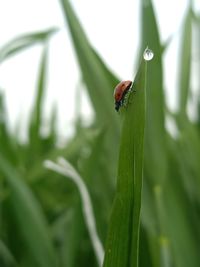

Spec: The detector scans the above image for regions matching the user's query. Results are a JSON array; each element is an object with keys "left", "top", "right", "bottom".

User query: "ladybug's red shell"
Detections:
[
  {"left": 114, "top": 80, "right": 132, "bottom": 111},
  {"left": 114, "top": 80, "right": 132, "bottom": 101}
]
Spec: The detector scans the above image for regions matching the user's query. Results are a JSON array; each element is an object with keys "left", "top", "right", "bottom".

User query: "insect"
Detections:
[{"left": 114, "top": 80, "right": 133, "bottom": 111}]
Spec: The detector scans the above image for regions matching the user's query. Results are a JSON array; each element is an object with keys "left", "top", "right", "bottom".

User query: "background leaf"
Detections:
[
  {"left": 0, "top": 154, "right": 57, "bottom": 267},
  {"left": 0, "top": 28, "right": 57, "bottom": 64}
]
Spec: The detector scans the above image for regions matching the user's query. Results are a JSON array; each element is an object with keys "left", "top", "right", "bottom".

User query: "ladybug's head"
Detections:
[{"left": 115, "top": 101, "right": 121, "bottom": 112}]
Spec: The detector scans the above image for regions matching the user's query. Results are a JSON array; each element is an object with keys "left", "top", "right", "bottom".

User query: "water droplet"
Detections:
[{"left": 143, "top": 48, "right": 154, "bottom": 61}]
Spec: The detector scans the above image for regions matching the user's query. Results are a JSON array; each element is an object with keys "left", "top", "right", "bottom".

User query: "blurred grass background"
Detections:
[{"left": 0, "top": 0, "right": 200, "bottom": 267}]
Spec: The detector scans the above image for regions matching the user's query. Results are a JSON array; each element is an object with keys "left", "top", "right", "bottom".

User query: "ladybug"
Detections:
[{"left": 114, "top": 80, "right": 132, "bottom": 111}]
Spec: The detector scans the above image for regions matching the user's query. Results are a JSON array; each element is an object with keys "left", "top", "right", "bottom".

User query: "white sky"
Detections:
[{"left": 0, "top": 0, "right": 199, "bottom": 140}]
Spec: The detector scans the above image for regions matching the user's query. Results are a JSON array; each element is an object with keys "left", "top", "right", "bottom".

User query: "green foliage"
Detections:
[
  {"left": 0, "top": 0, "right": 200, "bottom": 267},
  {"left": 60, "top": 0, "right": 119, "bottom": 127},
  {"left": 0, "top": 28, "right": 57, "bottom": 63},
  {"left": 0, "top": 154, "right": 57, "bottom": 267},
  {"left": 103, "top": 58, "right": 147, "bottom": 267}
]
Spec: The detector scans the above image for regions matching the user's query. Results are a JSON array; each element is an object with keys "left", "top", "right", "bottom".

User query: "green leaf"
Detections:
[
  {"left": 178, "top": 7, "right": 192, "bottom": 117},
  {"left": 51, "top": 205, "right": 86, "bottom": 267},
  {"left": 103, "top": 55, "right": 148, "bottom": 267},
  {"left": 140, "top": 2, "right": 169, "bottom": 265},
  {"left": 60, "top": 0, "right": 119, "bottom": 128},
  {"left": 0, "top": 28, "right": 57, "bottom": 63},
  {"left": 60, "top": 0, "right": 123, "bottom": 192},
  {"left": 0, "top": 92, "right": 19, "bottom": 164},
  {"left": 0, "top": 240, "right": 18, "bottom": 267},
  {"left": 91, "top": 48, "right": 119, "bottom": 88},
  {"left": 141, "top": 0, "right": 167, "bottom": 184},
  {"left": 163, "top": 137, "right": 200, "bottom": 267},
  {"left": 0, "top": 154, "right": 57, "bottom": 267},
  {"left": 28, "top": 46, "right": 48, "bottom": 149}
]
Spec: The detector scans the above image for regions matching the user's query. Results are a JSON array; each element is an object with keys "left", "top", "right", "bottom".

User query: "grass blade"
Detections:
[
  {"left": 140, "top": 2, "right": 169, "bottom": 265},
  {"left": 164, "top": 134, "right": 200, "bottom": 267},
  {"left": 0, "top": 154, "right": 57, "bottom": 267},
  {"left": 0, "top": 28, "right": 57, "bottom": 63},
  {"left": 60, "top": 0, "right": 119, "bottom": 127},
  {"left": 60, "top": 0, "right": 122, "bottom": 188},
  {"left": 178, "top": 6, "right": 192, "bottom": 117},
  {"left": 0, "top": 240, "right": 17, "bottom": 267},
  {"left": 103, "top": 52, "right": 150, "bottom": 267},
  {"left": 141, "top": 0, "right": 167, "bottom": 184},
  {"left": 28, "top": 46, "right": 48, "bottom": 150},
  {"left": 0, "top": 92, "right": 19, "bottom": 164},
  {"left": 44, "top": 157, "right": 104, "bottom": 266}
]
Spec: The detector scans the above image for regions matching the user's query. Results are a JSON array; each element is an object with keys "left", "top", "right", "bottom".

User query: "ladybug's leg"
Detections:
[
  {"left": 121, "top": 84, "right": 136, "bottom": 110},
  {"left": 123, "top": 90, "right": 135, "bottom": 109},
  {"left": 127, "top": 85, "right": 137, "bottom": 103},
  {"left": 121, "top": 92, "right": 130, "bottom": 109},
  {"left": 130, "top": 84, "right": 136, "bottom": 93},
  {"left": 129, "top": 82, "right": 136, "bottom": 93}
]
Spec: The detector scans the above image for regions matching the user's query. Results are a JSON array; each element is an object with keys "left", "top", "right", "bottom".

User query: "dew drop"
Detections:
[{"left": 143, "top": 48, "right": 154, "bottom": 61}]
